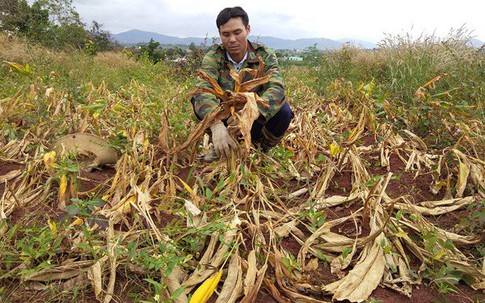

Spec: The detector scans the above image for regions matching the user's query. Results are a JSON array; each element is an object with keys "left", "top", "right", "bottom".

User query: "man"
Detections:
[{"left": 191, "top": 6, "right": 293, "bottom": 162}]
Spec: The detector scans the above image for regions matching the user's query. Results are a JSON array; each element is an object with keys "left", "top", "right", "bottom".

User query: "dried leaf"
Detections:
[
  {"left": 456, "top": 157, "right": 469, "bottom": 198},
  {"left": 25, "top": 281, "right": 49, "bottom": 291},
  {"left": 325, "top": 234, "right": 386, "bottom": 302},
  {"left": 197, "top": 70, "right": 224, "bottom": 98},
  {"left": 274, "top": 248, "right": 326, "bottom": 303},
  {"left": 274, "top": 219, "right": 298, "bottom": 238},
  {"left": 305, "top": 258, "right": 319, "bottom": 272},
  {"left": 394, "top": 196, "right": 475, "bottom": 216},
  {"left": 185, "top": 200, "right": 201, "bottom": 216},
  {"left": 263, "top": 279, "right": 291, "bottom": 303},
  {"left": 215, "top": 253, "right": 243, "bottom": 303},
  {"left": 0, "top": 169, "right": 22, "bottom": 183},
  {"left": 165, "top": 266, "right": 189, "bottom": 303},
  {"left": 238, "top": 93, "right": 261, "bottom": 152},
  {"left": 104, "top": 221, "right": 117, "bottom": 303},
  {"left": 346, "top": 111, "right": 366, "bottom": 145},
  {"left": 25, "top": 260, "right": 95, "bottom": 282},
  {"left": 243, "top": 250, "right": 257, "bottom": 296},
  {"left": 230, "top": 69, "right": 242, "bottom": 92},
  {"left": 182, "top": 216, "right": 239, "bottom": 290},
  {"left": 158, "top": 111, "right": 170, "bottom": 151},
  {"left": 88, "top": 256, "right": 109, "bottom": 302},
  {"left": 239, "top": 75, "right": 270, "bottom": 92},
  {"left": 403, "top": 130, "right": 427, "bottom": 151},
  {"left": 240, "top": 264, "right": 268, "bottom": 303}
]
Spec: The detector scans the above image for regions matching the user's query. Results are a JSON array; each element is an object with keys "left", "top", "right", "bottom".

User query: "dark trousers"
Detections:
[
  {"left": 250, "top": 102, "right": 293, "bottom": 143},
  {"left": 191, "top": 98, "right": 294, "bottom": 144}
]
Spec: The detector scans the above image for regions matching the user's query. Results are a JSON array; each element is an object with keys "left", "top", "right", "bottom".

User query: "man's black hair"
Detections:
[{"left": 216, "top": 6, "right": 249, "bottom": 29}]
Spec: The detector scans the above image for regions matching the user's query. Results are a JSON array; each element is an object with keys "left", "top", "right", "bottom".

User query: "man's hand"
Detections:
[{"left": 210, "top": 121, "right": 237, "bottom": 158}]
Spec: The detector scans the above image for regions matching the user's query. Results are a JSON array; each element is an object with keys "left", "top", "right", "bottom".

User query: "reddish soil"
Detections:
[
  {"left": 78, "top": 167, "right": 117, "bottom": 192},
  {"left": 0, "top": 160, "right": 23, "bottom": 196}
]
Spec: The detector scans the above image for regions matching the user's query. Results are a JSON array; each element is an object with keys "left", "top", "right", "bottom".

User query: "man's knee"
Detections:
[
  {"left": 264, "top": 102, "right": 294, "bottom": 137},
  {"left": 254, "top": 102, "right": 294, "bottom": 150}
]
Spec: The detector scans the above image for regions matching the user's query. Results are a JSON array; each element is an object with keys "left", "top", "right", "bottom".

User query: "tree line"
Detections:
[{"left": 0, "top": 0, "right": 115, "bottom": 53}]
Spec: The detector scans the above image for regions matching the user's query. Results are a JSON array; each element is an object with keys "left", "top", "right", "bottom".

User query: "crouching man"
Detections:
[{"left": 191, "top": 6, "right": 294, "bottom": 162}]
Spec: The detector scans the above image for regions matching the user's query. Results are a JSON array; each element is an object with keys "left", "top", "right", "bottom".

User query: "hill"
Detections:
[
  {"left": 250, "top": 35, "right": 343, "bottom": 50},
  {"left": 337, "top": 38, "right": 378, "bottom": 49},
  {"left": 112, "top": 29, "right": 369, "bottom": 50},
  {"left": 469, "top": 38, "right": 484, "bottom": 47},
  {"left": 112, "top": 29, "right": 207, "bottom": 46}
]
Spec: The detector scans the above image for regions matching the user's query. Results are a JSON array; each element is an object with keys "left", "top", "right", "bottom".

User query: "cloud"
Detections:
[{"left": 70, "top": 0, "right": 484, "bottom": 42}]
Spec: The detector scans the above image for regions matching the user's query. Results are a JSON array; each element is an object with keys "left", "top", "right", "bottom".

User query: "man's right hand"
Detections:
[{"left": 210, "top": 121, "right": 237, "bottom": 159}]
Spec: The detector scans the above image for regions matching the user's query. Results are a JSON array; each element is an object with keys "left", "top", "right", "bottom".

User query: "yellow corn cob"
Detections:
[{"left": 189, "top": 269, "right": 222, "bottom": 303}]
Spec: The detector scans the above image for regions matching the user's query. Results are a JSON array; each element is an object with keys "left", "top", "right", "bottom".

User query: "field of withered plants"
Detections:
[{"left": 0, "top": 32, "right": 484, "bottom": 303}]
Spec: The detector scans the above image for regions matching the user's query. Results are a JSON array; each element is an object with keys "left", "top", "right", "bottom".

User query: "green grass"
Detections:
[{"left": 283, "top": 29, "right": 484, "bottom": 150}]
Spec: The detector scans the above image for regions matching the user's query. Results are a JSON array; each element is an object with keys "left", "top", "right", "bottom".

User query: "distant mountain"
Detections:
[
  {"left": 113, "top": 29, "right": 207, "bottom": 46},
  {"left": 250, "top": 35, "right": 343, "bottom": 50},
  {"left": 469, "top": 38, "right": 484, "bottom": 47},
  {"left": 337, "top": 39, "right": 377, "bottom": 49},
  {"left": 112, "top": 29, "right": 375, "bottom": 50}
]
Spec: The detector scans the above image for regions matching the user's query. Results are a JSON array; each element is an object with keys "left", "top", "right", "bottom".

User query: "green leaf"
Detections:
[
  {"left": 144, "top": 278, "right": 162, "bottom": 287},
  {"left": 317, "top": 214, "right": 327, "bottom": 227},
  {"left": 3, "top": 61, "right": 32, "bottom": 77},
  {"left": 65, "top": 204, "right": 80, "bottom": 216},
  {"left": 341, "top": 247, "right": 352, "bottom": 258},
  {"left": 433, "top": 250, "right": 447, "bottom": 260},
  {"left": 443, "top": 239, "right": 454, "bottom": 250},
  {"left": 91, "top": 198, "right": 107, "bottom": 208},
  {"left": 170, "top": 286, "right": 185, "bottom": 300}
]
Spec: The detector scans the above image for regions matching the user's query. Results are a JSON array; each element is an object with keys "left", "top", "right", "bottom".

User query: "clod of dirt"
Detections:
[{"left": 52, "top": 133, "right": 118, "bottom": 171}]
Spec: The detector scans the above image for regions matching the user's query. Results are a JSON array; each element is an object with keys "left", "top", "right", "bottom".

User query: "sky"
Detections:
[{"left": 69, "top": 0, "right": 484, "bottom": 43}]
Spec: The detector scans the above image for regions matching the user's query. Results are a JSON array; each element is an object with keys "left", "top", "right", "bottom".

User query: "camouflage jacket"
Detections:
[{"left": 192, "top": 41, "right": 286, "bottom": 122}]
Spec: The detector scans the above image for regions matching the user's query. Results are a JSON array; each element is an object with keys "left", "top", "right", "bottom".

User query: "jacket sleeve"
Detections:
[
  {"left": 192, "top": 50, "right": 221, "bottom": 120},
  {"left": 258, "top": 48, "right": 286, "bottom": 121}
]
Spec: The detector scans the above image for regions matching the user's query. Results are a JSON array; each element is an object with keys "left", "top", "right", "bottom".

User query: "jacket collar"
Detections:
[{"left": 218, "top": 40, "right": 263, "bottom": 64}]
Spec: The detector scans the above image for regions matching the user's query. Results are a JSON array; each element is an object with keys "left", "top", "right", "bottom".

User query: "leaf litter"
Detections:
[{"left": 0, "top": 61, "right": 484, "bottom": 303}]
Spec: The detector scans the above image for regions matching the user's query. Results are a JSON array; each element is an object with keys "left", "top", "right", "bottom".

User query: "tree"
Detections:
[
  {"left": 35, "top": 0, "right": 86, "bottom": 48},
  {"left": 188, "top": 42, "right": 197, "bottom": 52},
  {"left": 139, "top": 38, "right": 163, "bottom": 63},
  {"left": 1, "top": 0, "right": 112, "bottom": 49},
  {"left": 0, "top": 0, "right": 31, "bottom": 33},
  {"left": 36, "top": 0, "right": 82, "bottom": 26},
  {"left": 87, "top": 21, "right": 115, "bottom": 52},
  {"left": 27, "top": 1, "right": 53, "bottom": 43}
]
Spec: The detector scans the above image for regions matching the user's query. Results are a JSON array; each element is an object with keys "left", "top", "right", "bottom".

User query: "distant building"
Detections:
[
  {"left": 287, "top": 56, "right": 303, "bottom": 61},
  {"left": 170, "top": 57, "right": 187, "bottom": 63}
]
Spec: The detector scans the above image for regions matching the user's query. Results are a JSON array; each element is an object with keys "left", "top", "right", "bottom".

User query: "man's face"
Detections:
[{"left": 219, "top": 17, "right": 251, "bottom": 62}]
